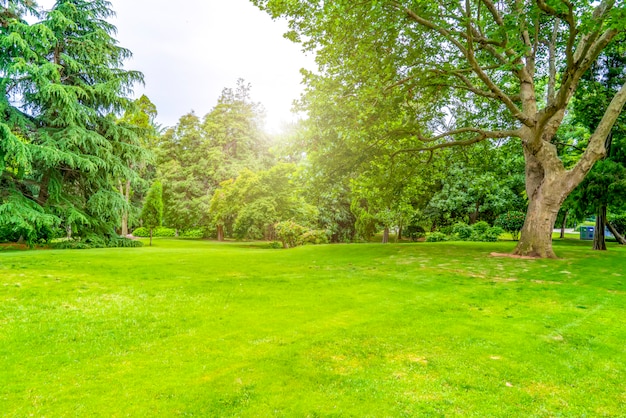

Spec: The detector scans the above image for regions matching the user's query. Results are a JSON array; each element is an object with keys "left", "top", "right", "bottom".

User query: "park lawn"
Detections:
[{"left": 1, "top": 239, "right": 625, "bottom": 416}]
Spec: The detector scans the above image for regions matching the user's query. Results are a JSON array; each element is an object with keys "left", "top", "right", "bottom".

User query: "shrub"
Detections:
[
  {"left": 180, "top": 229, "right": 203, "bottom": 239},
  {"left": 267, "top": 241, "right": 283, "bottom": 249},
  {"left": 452, "top": 222, "right": 473, "bottom": 240},
  {"left": 154, "top": 227, "right": 176, "bottom": 237},
  {"left": 480, "top": 226, "right": 504, "bottom": 242},
  {"left": 108, "top": 237, "right": 144, "bottom": 248},
  {"left": 132, "top": 227, "right": 149, "bottom": 237},
  {"left": 50, "top": 236, "right": 143, "bottom": 249},
  {"left": 275, "top": 221, "right": 308, "bottom": 248},
  {"left": 472, "top": 221, "right": 490, "bottom": 235},
  {"left": 495, "top": 211, "right": 526, "bottom": 241},
  {"left": 426, "top": 232, "right": 448, "bottom": 242},
  {"left": 405, "top": 225, "right": 426, "bottom": 241},
  {"left": 298, "top": 230, "right": 330, "bottom": 245}
]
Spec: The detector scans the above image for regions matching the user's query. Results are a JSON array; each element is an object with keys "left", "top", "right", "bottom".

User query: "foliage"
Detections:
[
  {"left": 131, "top": 227, "right": 149, "bottom": 237},
  {"left": 157, "top": 80, "right": 271, "bottom": 230},
  {"left": 425, "top": 232, "right": 448, "bottom": 242},
  {"left": 253, "top": 0, "right": 626, "bottom": 257},
  {"left": 275, "top": 220, "right": 307, "bottom": 248},
  {"left": 452, "top": 223, "right": 474, "bottom": 241},
  {"left": 481, "top": 227, "right": 505, "bottom": 242},
  {"left": 405, "top": 224, "right": 425, "bottom": 241},
  {"left": 210, "top": 163, "right": 318, "bottom": 240},
  {"left": 0, "top": 0, "right": 146, "bottom": 244},
  {"left": 180, "top": 229, "right": 204, "bottom": 239},
  {"left": 451, "top": 221, "right": 503, "bottom": 242},
  {"left": 140, "top": 180, "right": 163, "bottom": 247},
  {"left": 298, "top": 229, "right": 329, "bottom": 246},
  {"left": 50, "top": 236, "right": 143, "bottom": 249},
  {"left": 495, "top": 211, "right": 526, "bottom": 241}
]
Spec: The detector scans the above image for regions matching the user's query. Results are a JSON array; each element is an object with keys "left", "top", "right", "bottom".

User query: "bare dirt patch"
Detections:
[{"left": 490, "top": 252, "right": 540, "bottom": 260}]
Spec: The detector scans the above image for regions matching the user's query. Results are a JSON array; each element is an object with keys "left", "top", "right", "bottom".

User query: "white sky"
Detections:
[{"left": 37, "top": 0, "right": 315, "bottom": 133}]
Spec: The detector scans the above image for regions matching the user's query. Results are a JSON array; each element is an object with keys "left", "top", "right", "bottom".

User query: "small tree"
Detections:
[
  {"left": 495, "top": 211, "right": 526, "bottom": 241},
  {"left": 141, "top": 181, "right": 163, "bottom": 246}
]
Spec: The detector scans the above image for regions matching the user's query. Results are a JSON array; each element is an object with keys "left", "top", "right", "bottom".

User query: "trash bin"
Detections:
[{"left": 580, "top": 226, "right": 595, "bottom": 240}]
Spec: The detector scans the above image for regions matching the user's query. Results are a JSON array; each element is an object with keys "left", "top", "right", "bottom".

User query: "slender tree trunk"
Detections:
[
  {"left": 607, "top": 222, "right": 626, "bottom": 245},
  {"left": 560, "top": 209, "right": 568, "bottom": 239},
  {"left": 217, "top": 224, "right": 224, "bottom": 241},
  {"left": 397, "top": 224, "right": 403, "bottom": 241},
  {"left": 593, "top": 205, "right": 607, "bottom": 251},
  {"left": 382, "top": 227, "right": 389, "bottom": 244},
  {"left": 121, "top": 179, "right": 131, "bottom": 236}
]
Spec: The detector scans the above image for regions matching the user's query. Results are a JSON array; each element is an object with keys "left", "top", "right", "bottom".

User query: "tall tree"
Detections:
[
  {"left": 0, "top": 0, "right": 145, "bottom": 243},
  {"left": 158, "top": 80, "right": 271, "bottom": 233},
  {"left": 253, "top": 0, "right": 626, "bottom": 257}
]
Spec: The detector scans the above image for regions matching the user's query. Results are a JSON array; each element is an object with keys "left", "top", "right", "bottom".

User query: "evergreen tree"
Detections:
[
  {"left": 0, "top": 0, "right": 146, "bottom": 244},
  {"left": 140, "top": 180, "right": 163, "bottom": 246}
]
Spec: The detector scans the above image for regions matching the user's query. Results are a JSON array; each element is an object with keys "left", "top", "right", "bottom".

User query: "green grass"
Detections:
[{"left": 1, "top": 238, "right": 625, "bottom": 416}]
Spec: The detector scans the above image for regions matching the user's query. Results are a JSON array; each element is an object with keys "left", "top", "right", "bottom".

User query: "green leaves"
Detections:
[{"left": 0, "top": 0, "right": 147, "bottom": 243}]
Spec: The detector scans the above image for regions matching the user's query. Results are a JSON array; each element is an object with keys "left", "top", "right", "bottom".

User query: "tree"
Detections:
[
  {"left": 209, "top": 163, "right": 317, "bottom": 240},
  {"left": 253, "top": 0, "right": 626, "bottom": 257},
  {"left": 0, "top": 0, "right": 145, "bottom": 244},
  {"left": 157, "top": 80, "right": 271, "bottom": 233},
  {"left": 117, "top": 95, "right": 159, "bottom": 237},
  {"left": 140, "top": 180, "right": 163, "bottom": 246}
]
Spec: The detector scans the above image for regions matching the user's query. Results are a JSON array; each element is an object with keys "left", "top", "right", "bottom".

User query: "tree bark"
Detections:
[
  {"left": 120, "top": 179, "right": 131, "bottom": 236},
  {"left": 607, "top": 222, "right": 626, "bottom": 245},
  {"left": 514, "top": 190, "right": 562, "bottom": 258},
  {"left": 560, "top": 209, "right": 568, "bottom": 239},
  {"left": 593, "top": 205, "right": 607, "bottom": 251},
  {"left": 217, "top": 224, "right": 224, "bottom": 241},
  {"left": 382, "top": 227, "right": 389, "bottom": 244}
]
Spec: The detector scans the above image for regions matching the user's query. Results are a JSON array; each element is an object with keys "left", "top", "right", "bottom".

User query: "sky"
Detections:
[{"left": 37, "top": 0, "right": 315, "bottom": 132}]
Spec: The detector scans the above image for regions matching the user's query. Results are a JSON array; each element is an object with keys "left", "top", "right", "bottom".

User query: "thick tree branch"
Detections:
[
  {"left": 567, "top": 80, "right": 626, "bottom": 190},
  {"left": 390, "top": 127, "right": 521, "bottom": 155}
]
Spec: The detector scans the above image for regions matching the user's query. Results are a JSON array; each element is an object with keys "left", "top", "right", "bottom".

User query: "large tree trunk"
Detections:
[
  {"left": 593, "top": 205, "right": 607, "bottom": 251},
  {"left": 217, "top": 224, "right": 224, "bottom": 242},
  {"left": 514, "top": 189, "right": 562, "bottom": 258}
]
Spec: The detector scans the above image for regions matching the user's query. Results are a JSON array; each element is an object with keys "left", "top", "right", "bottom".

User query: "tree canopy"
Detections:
[
  {"left": 0, "top": 0, "right": 145, "bottom": 244},
  {"left": 253, "top": 0, "right": 626, "bottom": 257}
]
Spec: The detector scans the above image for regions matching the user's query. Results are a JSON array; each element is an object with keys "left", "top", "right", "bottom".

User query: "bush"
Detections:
[
  {"left": 108, "top": 237, "right": 144, "bottom": 248},
  {"left": 275, "top": 221, "right": 308, "bottom": 248},
  {"left": 472, "top": 221, "right": 490, "bottom": 235},
  {"left": 131, "top": 227, "right": 149, "bottom": 237},
  {"left": 480, "top": 226, "right": 504, "bottom": 242},
  {"left": 154, "top": 227, "right": 176, "bottom": 237},
  {"left": 426, "top": 232, "right": 448, "bottom": 242},
  {"left": 405, "top": 224, "right": 426, "bottom": 241},
  {"left": 495, "top": 211, "right": 526, "bottom": 240},
  {"left": 50, "top": 236, "right": 143, "bottom": 249},
  {"left": 131, "top": 226, "right": 176, "bottom": 237},
  {"left": 298, "top": 230, "right": 330, "bottom": 245},
  {"left": 452, "top": 222, "right": 473, "bottom": 240},
  {"left": 267, "top": 241, "right": 283, "bottom": 249}
]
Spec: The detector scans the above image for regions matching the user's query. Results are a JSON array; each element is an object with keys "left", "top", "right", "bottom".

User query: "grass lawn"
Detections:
[{"left": 1, "top": 238, "right": 625, "bottom": 416}]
